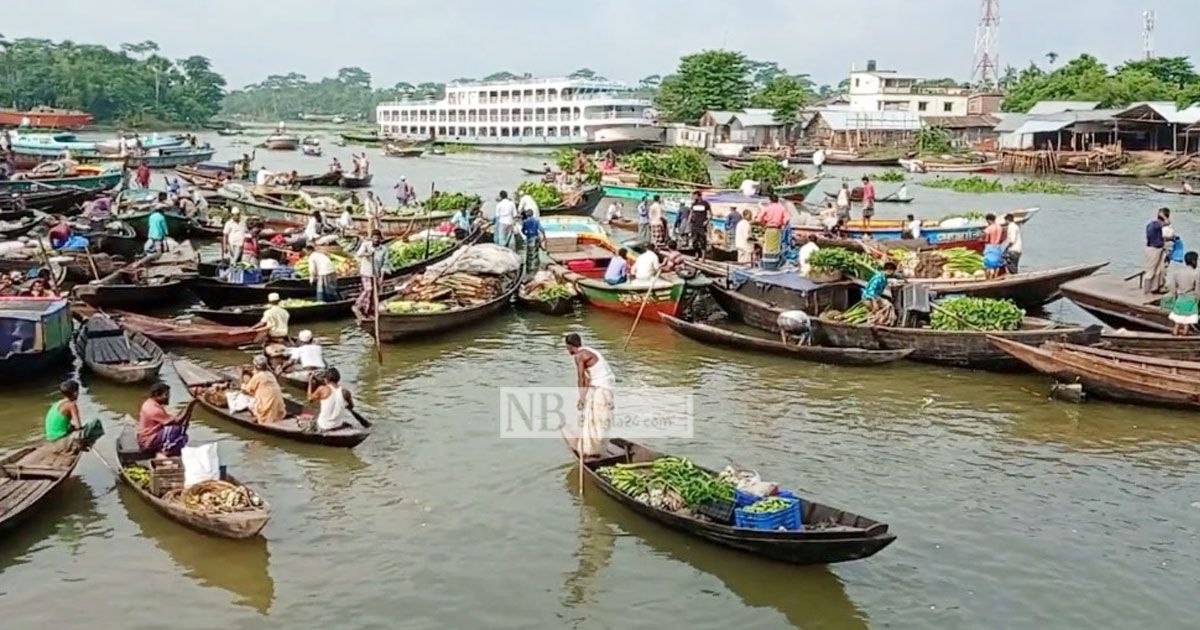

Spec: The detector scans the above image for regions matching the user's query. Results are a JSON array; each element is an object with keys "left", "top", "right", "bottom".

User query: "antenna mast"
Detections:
[
  {"left": 1142, "top": 10, "right": 1155, "bottom": 60},
  {"left": 971, "top": 0, "right": 1000, "bottom": 87}
]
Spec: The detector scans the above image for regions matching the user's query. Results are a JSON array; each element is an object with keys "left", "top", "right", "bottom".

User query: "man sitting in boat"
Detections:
[
  {"left": 565, "top": 333, "right": 615, "bottom": 459},
  {"left": 285, "top": 330, "right": 326, "bottom": 372},
  {"left": 254, "top": 293, "right": 290, "bottom": 342},
  {"left": 631, "top": 244, "right": 661, "bottom": 281},
  {"left": 604, "top": 248, "right": 630, "bottom": 285},
  {"left": 243, "top": 356, "right": 287, "bottom": 424},
  {"left": 138, "top": 382, "right": 194, "bottom": 458},
  {"left": 45, "top": 380, "right": 83, "bottom": 453},
  {"left": 329, "top": 158, "right": 343, "bottom": 174},
  {"left": 48, "top": 217, "right": 87, "bottom": 250},
  {"left": 306, "top": 368, "right": 355, "bottom": 432}
]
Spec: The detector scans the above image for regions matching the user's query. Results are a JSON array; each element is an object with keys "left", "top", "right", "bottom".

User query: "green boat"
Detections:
[
  {"left": 601, "top": 177, "right": 821, "bottom": 204},
  {"left": 340, "top": 130, "right": 383, "bottom": 144},
  {"left": 0, "top": 169, "right": 125, "bottom": 193}
]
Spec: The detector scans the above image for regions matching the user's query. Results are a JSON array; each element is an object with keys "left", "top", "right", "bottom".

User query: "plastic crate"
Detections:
[
  {"left": 225, "top": 267, "right": 263, "bottom": 285},
  {"left": 735, "top": 488, "right": 766, "bottom": 507},
  {"left": 734, "top": 497, "right": 802, "bottom": 531},
  {"left": 696, "top": 499, "right": 736, "bottom": 525}
]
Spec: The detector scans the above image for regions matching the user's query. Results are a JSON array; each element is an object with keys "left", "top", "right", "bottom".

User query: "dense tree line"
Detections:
[
  {"left": 0, "top": 36, "right": 225, "bottom": 125},
  {"left": 220, "top": 67, "right": 447, "bottom": 121},
  {"left": 1000, "top": 55, "right": 1200, "bottom": 113},
  {"left": 653, "top": 51, "right": 821, "bottom": 124}
]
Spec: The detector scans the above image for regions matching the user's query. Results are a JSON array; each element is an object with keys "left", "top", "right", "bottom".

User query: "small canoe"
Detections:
[
  {"left": 0, "top": 443, "right": 81, "bottom": 535},
  {"left": 71, "top": 305, "right": 264, "bottom": 349},
  {"left": 988, "top": 337, "right": 1200, "bottom": 410},
  {"left": 73, "top": 313, "right": 165, "bottom": 384},
  {"left": 1058, "top": 168, "right": 1137, "bottom": 178},
  {"left": 339, "top": 174, "right": 374, "bottom": 189},
  {"left": 823, "top": 190, "right": 914, "bottom": 204},
  {"left": 0, "top": 215, "right": 47, "bottom": 239},
  {"left": 571, "top": 274, "right": 700, "bottom": 322},
  {"left": 173, "top": 359, "right": 370, "bottom": 448},
  {"left": 115, "top": 425, "right": 270, "bottom": 539},
  {"left": 660, "top": 314, "right": 913, "bottom": 366},
  {"left": 72, "top": 267, "right": 190, "bottom": 312},
  {"left": 575, "top": 439, "right": 896, "bottom": 565},
  {"left": 516, "top": 282, "right": 575, "bottom": 315},
  {"left": 1145, "top": 183, "right": 1200, "bottom": 196},
  {"left": 383, "top": 144, "right": 423, "bottom": 158},
  {"left": 521, "top": 167, "right": 560, "bottom": 176},
  {"left": 540, "top": 186, "right": 604, "bottom": 218}
]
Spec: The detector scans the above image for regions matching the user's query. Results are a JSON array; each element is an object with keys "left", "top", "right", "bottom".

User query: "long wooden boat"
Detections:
[
  {"left": 821, "top": 153, "right": 901, "bottom": 167},
  {"left": 383, "top": 144, "right": 424, "bottom": 158},
  {"left": 911, "top": 262, "right": 1109, "bottom": 310},
  {"left": 121, "top": 147, "right": 216, "bottom": 169},
  {"left": 0, "top": 215, "right": 46, "bottom": 239},
  {"left": 0, "top": 106, "right": 93, "bottom": 129},
  {"left": 602, "top": 177, "right": 821, "bottom": 204},
  {"left": 0, "top": 188, "right": 96, "bottom": 214},
  {"left": 73, "top": 268, "right": 190, "bottom": 312},
  {"left": 540, "top": 186, "right": 604, "bottom": 218},
  {"left": 72, "top": 305, "right": 264, "bottom": 349},
  {"left": 115, "top": 426, "right": 270, "bottom": 538},
  {"left": 520, "top": 166, "right": 559, "bottom": 176},
  {"left": 574, "top": 275, "right": 700, "bottom": 322},
  {"left": 217, "top": 188, "right": 458, "bottom": 237},
  {"left": 366, "top": 271, "right": 520, "bottom": 341},
  {"left": 1059, "top": 275, "right": 1171, "bottom": 332},
  {"left": 340, "top": 131, "right": 383, "bottom": 144},
  {"left": 82, "top": 220, "right": 143, "bottom": 260},
  {"left": 0, "top": 298, "right": 74, "bottom": 382},
  {"left": 339, "top": 173, "right": 374, "bottom": 189},
  {"left": 295, "top": 171, "right": 342, "bottom": 187},
  {"left": 0, "top": 443, "right": 81, "bottom": 534},
  {"left": 708, "top": 281, "right": 1100, "bottom": 370},
  {"left": 823, "top": 190, "right": 914, "bottom": 204},
  {"left": 194, "top": 295, "right": 361, "bottom": 326},
  {"left": 264, "top": 134, "right": 299, "bottom": 150},
  {"left": 73, "top": 313, "right": 164, "bottom": 384},
  {"left": 660, "top": 314, "right": 913, "bottom": 366},
  {"left": 0, "top": 169, "right": 125, "bottom": 194},
  {"left": 119, "top": 209, "right": 202, "bottom": 240},
  {"left": 173, "top": 359, "right": 370, "bottom": 448},
  {"left": 988, "top": 337, "right": 1200, "bottom": 410},
  {"left": 1057, "top": 167, "right": 1137, "bottom": 178},
  {"left": 576, "top": 439, "right": 896, "bottom": 565},
  {"left": 1144, "top": 183, "right": 1200, "bottom": 196},
  {"left": 791, "top": 208, "right": 1040, "bottom": 251},
  {"left": 1095, "top": 331, "right": 1200, "bottom": 362},
  {"left": 898, "top": 158, "right": 1001, "bottom": 173}
]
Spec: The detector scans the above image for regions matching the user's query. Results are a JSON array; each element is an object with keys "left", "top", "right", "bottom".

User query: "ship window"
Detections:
[{"left": 547, "top": 127, "right": 556, "bottom": 137}]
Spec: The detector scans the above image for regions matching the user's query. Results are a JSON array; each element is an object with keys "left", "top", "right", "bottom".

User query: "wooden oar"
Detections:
[
  {"left": 621, "top": 269, "right": 664, "bottom": 351},
  {"left": 373, "top": 273, "right": 383, "bottom": 364},
  {"left": 83, "top": 243, "right": 101, "bottom": 281},
  {"left": 349, "top": 408, "right": 373, "bottom": 429}
]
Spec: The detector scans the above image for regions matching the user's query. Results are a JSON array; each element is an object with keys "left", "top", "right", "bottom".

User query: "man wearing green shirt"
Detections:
[{"left": 146, "top": 192, "right": 169, "bottom": 253}]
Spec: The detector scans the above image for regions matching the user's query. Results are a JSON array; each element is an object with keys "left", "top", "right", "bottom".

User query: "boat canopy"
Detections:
[{"left": 0, "top": 299, "right": 71, "bottom": 355}]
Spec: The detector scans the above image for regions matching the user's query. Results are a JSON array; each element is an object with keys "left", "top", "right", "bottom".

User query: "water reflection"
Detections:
[
  {"left": 562, "top": 469, "right": 868, "bottom": 630},
  {"left": 0, "top": 477, "right": 101, "bottom": 576},
  {"left": 117, "top": 485, "right": 275, "bottom": 614}
]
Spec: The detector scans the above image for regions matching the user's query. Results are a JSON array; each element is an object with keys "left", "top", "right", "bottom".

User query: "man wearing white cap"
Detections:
[
  {"left": 223, "top": 207, "right": 247, "bottom": 263},
  {"left": 286, "top": 330, "right": 326, "bottom": 371},
  {"left": 253, "top": 293, "right": 290, "bottom": 342}
]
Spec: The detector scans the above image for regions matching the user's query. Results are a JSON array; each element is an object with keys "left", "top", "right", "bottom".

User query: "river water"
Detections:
[{"left": 2, "top": 132, "right": 1198, "bottom": 629}]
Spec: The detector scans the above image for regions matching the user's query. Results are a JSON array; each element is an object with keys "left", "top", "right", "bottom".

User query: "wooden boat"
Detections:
[
  {"left": 0, "top": 443, "right": 81, "bottom": 534},
  {"left": 0, "top": 298, "right": 74, "bottom": 381},
  {"left": 1058, "top": 167, "right": 1137, "bottom": 178},
  {"left": 821, "top": 152, "right": 901, "bottom": 167},
  {"left": 194, "top": 293, "right": 364, "bottom": 326},
  {"left": 898, "top": 158, "right": 1001, "bottom": 173},
  {"left": 0, "top": 188, "right": 95, "bottom": 214},
  {"left": 601, "top": 178, "right": 821, "bottom": 204},
  {"left": 911, "top": 262, "right": 1109, "bottom": 310},
  {"left": 366, "top": 271, "right": 520, "bottom": 341},
  {"left": 264, "top": 134, "right": 299, "bottom": 150},
  {"left": 219, "top": 188, "right": 459, "bottom": 237},
  {"left": 0, "top": 106, "right": 93, "bottom": 129},
  {"left": 539, "top": 186, "right": 604, "bottom": 218},
  {"left": 115, "top": 426, "right": 270, "bottom": 538},
  {"left": 660, "top": 314, "right": 913, "bottom": 366},
  {"left": 822, "top": 189, "right": 914, "bottom": 204},
  {"left": 0, "top": 249, "right": 116, "bottom": 282},
  {"left": 521, "top": 166, "right": 559, "bottom": 176},
  {"left": 119, "top": 209, "right": 203, "bottom": 240},
  {"left": 73, "top": 267, "right": 190, "bottom": 312},
  {"left": 338, "top": 173, "right": 374, "bottom": 189},
  {"left": 575, "top": 439, "right": 896, "bottom": 565},
  {"left": 988, "top": 337, "right": 1200, "bottom": 410},
  {"left": 1144, "top": 183, "right": 1199, "bottom": 196},
  {"left": 791, "top": 208, "right": 1040, "bottom": 251},
  {"left": 216, "top": 128, "right": 244, "bottom": 136},
  {"left": 71, "top": 305, "right": 264, "bottom": 349},
  {"left": 173, "top": 359, "right": 370, "bottom": 448},
  {"left": 0, "top": 215, "right": 46, "bottom": 239},
  {"left": 708, "top": 281, "right": 1100, "bottom": 370},
  {"left": 516, "top": 279, "right": 575, "bottom": 315},
  {"left": 294, "top": 171, "right": 343, "bottom": 187},
  {"left": 82, "top": 220, "right": 143, "bottom": 260},
  {"left": 1095, "top": 331, "right": 1200, "bottom": 362},
  {"left": 120, "top": 147, "right": 217, "bottom": 169},
  {"left": 0, "top": 169, "right": 125, "bottom": 194},
  {"left": 340, "top": 130, "right": 382, "bottom": 144},
  {"left": 1059, "top": 275, "right": 1172, "bottom": 332},
  {"left": 73, "top": 313, "right": 164, "bottom": 384},
  {"left": 383, "top": 144, "right": 424, "bottom": 158}
]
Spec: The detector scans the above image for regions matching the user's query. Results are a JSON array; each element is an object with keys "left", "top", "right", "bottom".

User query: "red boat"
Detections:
[{"left": 0, "top": 107, "right": 94, "bottom": 130}]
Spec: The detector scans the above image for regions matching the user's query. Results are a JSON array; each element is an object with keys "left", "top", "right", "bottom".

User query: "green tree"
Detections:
[
  {"left": 1001, "top": 53, "right": 1200, "bottom": 112},
  {"left": 1116, "top": 56, "right": 1198, "bottom": 89},
  {"left": 654, "top": 50, "right": 751, "bottom": 122},
  {"left": 482, "top": 71, "right": 519, "bottom": 82},
  {"left": 749, "top": 74, "right": 810, "bottom": 122}
]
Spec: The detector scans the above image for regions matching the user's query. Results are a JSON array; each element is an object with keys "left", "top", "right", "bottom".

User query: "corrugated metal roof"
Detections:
[
  {"left": 1027, "top": 101, "right": 1102, "bottom": 115},
  {"left": 808, "top": 109, "right": 922, "bottom": 132},
  {"left": 1115, "top": 102, "right": 1200, "bottom": 125},
  {"left": 734, "top": 109, "right": 782, "bottom": 127},
  {"left": 1010, "top": 119, "right": 1074, "bottom": 135},
  {"left": 703, "top": 111, "right": 738, "bottom": 125},
  {"left": 992, "top": 113, "right": 1028, "bottom": 133}
]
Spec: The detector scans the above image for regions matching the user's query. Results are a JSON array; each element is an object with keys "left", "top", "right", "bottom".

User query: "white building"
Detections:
[
  {"left": 846, "top": 62, "right": 970, "bottom": 117},
  {"left": 375, "top": 77, "right": 661, "bottom": 149}
]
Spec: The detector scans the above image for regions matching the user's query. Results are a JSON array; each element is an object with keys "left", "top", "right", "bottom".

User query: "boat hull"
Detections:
[
  {"left": 0, "top": 171, "right": 125, "bottom": 193},
  {"left": 0, "top": 108, "right": 93, "bottom": 129},
  {"left": 574, "top": 277, "right": 690, "bottom": 322},
  {"left": 602, "top": 179, "right": 820, "bottom": 204}
]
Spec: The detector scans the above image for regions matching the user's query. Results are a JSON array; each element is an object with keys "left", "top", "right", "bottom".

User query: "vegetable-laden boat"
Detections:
[
  {"left": 574, "top": 439, "right": 896, "bottom": 565},
  {"left": 911, "top": 262, "right": 1109, "bottom": 310},
  {"left": 173, "top": 359, "right": 370, "bottom": 448},
  {"left": 0, "top": 443, "right": 81, "bottom": 534},
  {"left": 367, "top": 269, "right": 521, "bottom": 341},
  {"left": 217, "top": 187, "right": 463, "bottom": 237},
  {"left": 73, "top": 265, "right": 191, "bottom": 312},
  {"left": 791, "top": 208, "right": 1041, "bottom": 252},
  {"left": 1059, "top": 274, "right": 1174, "bottom": 332},
  {"left": 72, "top": 305, "right": 264, "bottom": 349},
  {"left": 660, "top": 314, "right": 913, "bottom": 366},
  {"left": 193, "top": 292, "right": 371, "bottom": 326},
  {"left": 601, "top": 177, "right": 821, "bottom": 204},
  {"left": 115, "top": 425, "right": 270, "bottom": 539},
  {"left": 823, "top": 189, "right": 914, "bottom": 204},
  {"left": 1144, "top": 183, "right": 1200, "bottom": 196},
  {"left": 73, "top": 313, "right": 165, "bottom": 384},
  {"left": 338, "top": 173, "right": 373, "bottom": 189},
  {"left": 0, "top": 167, "right": 125, "bottom": 194},
  {"left": 516, "top": 278, "right": 576, "bottom": 315},
  {"left": 988, "top": 337, "right": 1200, "bottom": 410},
  {"left": 0, "top": 298, "right": 74, "bottom": 381}
]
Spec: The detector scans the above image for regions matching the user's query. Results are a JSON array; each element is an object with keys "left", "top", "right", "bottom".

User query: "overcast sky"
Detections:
[{"left": 4, "top": 0, "right": 1194, "bottom": 89}]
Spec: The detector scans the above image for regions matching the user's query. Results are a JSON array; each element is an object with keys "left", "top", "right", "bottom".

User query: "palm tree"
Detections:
[{"left": 1045, "top": 51, "right": 1059, "bottom": 66}]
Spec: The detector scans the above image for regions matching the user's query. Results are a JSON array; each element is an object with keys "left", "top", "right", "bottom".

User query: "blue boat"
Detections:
[
  {"left": 0, "top": 165, "right": 126, "bottom": 193},
  {"left": 0, "top": 298, "right": 73, "bottom": 382}
]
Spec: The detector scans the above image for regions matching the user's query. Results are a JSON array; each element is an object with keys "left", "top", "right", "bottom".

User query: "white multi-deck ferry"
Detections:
[{"left": 375, "top": 78, "right": 662, "bottom": 150}]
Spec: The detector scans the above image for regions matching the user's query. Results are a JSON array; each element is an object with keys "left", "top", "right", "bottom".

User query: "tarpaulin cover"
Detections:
[{"left": 730, "top": 268, "right": 823, "bottom": 293}]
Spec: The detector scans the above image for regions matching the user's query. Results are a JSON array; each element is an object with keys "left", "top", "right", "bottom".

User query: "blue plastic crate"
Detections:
[
  {"left": 734, "top": 497, "right": 802, "bottom": 531},
  {"left": 734, "top": 488, "right": 765, "bottom": 507},
  {"left": 224, "top": 267, "right": 263, "bottom": 285}
]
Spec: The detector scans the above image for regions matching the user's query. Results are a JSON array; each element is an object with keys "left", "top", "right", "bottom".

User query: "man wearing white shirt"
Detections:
[
  {"left": 631, "top": 246, "right": 661, "bottom": 281},
  {"left": 904, "top": 214, "right": 922, "bottom": 240},
  {"left": 518, "top": 191, "right": 540, "bottom": 218},
  {"left": 494, "top": 190, "right": 517, "bottom": 248},
  {"left": 306, "top": 245, "right": 340, "bottom": 302},
  {"left": 304, "top": 211, "right": 325, "bottom": 243},
  {"left": 734, "top": 209, "right": 753, "bottom": 263},
  {"left": 798, "top": 234, "right": 820, "bottom": 276},
  {"left": 739, "top": 178, "right": 759, "bottom": 197},
  {"left": 223, "top": 208, "right": 247, "bottom": 263},
  {"left": 1003, "top": 212, "right": 1023, "bottom": 274}
]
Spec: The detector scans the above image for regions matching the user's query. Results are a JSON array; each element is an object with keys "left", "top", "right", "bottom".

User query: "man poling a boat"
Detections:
[
  {"left": 353, "top": 230, "right": 386, "bottom": 319},
  {"left": 305, "top": 368, "right": 356, "bottom": 432},
  {"left": 565, "top": 333, "right": 615, "bottom": 459},
  {"left": 648, "top": 195, "right": 666, "bottom": 247},
  {"left": 137, "top": 381, "right": 195, "bottom": 458}
]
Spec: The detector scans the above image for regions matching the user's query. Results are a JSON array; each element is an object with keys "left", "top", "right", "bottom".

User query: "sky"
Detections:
[{"left": 3, "top": 0, "right": 1196, "bottom": 90}]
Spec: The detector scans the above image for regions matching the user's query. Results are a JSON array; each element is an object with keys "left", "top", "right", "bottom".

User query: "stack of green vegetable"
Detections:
[
  {"left": 553, "top": 149, "right": 602, "bottom": 184},
  {"left": 125, "top": 466, "right": 151, "bottom": 490},
  {"left": 939, "top": 210, "right": 985, "bottom": 221},
  {"left": 387, "top": 237, "right": 456, "bottom": 269},
  {"left": 515, "top": 181, "right": 563, "bottom": 208},
  {"left": 294, "top": 252, "right": 354, "bottom": 278},
  {"left": 599, "top": 456, "right": 735, "bottom": 510},
  {"left": 938, "top": 248, "right": 984, "bottom": 277},
  {"left": 742, "top": 496, "right": 793, "bottom": 515},
  {"left": 721, "top": 157, "right": 796, "bottom": 188},
  {"left": 620, "top": 148, "right": 712, "bottom": 188},
  {"left": 279, "top": 298, "right": 320, "bottom": 308},
  {"left": 535, "top": 283, "right": 573, "bottom": 302},
  {"left": 384, "top": 300, "right": 449, "bottom": 314},
  {"left": 930, "top": 297, "right": 1024, "bottom": 331},
  {"left": 808, "top": 248, "right": 880, "bottom": 280},
  {"left": 1005, "top": 179, "right": 1077, "bottom": 195},
  {"left": 873, "top": 169, "right": 907, "bottom": 182},
  {"left": 423, "top": 192, "right": 482, "bottom": 213}
]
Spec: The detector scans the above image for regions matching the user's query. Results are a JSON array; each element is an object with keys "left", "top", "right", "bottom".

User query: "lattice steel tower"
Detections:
[
  {"left": 971, "top": 0, "right": 1000, "bottom": 87},
  {"left": 1142, "top": 10, "right": 1155, "bottom": 59}
]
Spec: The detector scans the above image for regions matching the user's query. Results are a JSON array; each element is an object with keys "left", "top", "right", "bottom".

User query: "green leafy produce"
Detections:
[
  {"left": 387, "top": 237, "right": 455, "bottom": 269},
  {"left": 620, "top": 148, "right": 712, "bottom": 188},
  {"left": 914, "top": 126, "right": 954, "bottom": 154},
  {"left": 125, "top": 466, "right": 151, "bottom": 489},
  {"left": 552, "top": 149, "right": 601, "bottom": 184},
  {"left": 939, "top": 248, "right": 984, "bottom": 275},
  {"left": 841, "top": 301, "right": 870, "bottom": 324},
  {"left": 535, "top": 283, "right": 573, "bottom": 302},
  {"left": 721, "top": 157, "right": 797, "bottom": 188},
  {"left": 278, "top": 298, "right": 320, "bottom": 308},
  {"left": 939, "top": 210, "right": 985, "bottom": 221},
  {"left": 743, "top": 496, "right": 793, "bottom": 514},
  {"left": 423, "top": 192, "right": 482, "bottom": 213},
  {"left": 930, "top": 297, "right": 1024, "bottom": 331},
  {"left": 922, "top": 177, "right": 1077, "bottom": 195},
  {"left": 515, "top": 181, "right": 563, "bottom": 208},
  {"left": 1004, "top": 179, "right": 1077, "bottom": 195},
  {"left": 294, "top": 252, "right": 353, "bottom": 279},
  {"left": 808, "top": 248, "right": 880, "bottom": 280},
  {"left": 384, "top": 300, "right": 450, "bottom": 314},
  {"left": 599, "top": 456, "right": 735, "bottom": 509},
  {"left": 872, "top": 169, "right": 907, "bottom": 182}
]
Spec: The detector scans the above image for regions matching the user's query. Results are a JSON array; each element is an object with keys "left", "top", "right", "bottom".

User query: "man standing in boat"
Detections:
[
  {"left": 1144, "top": 207, "right": 1170, "bottom": 294},
  {"left": 861, "top": 176, "right": 876, "bottom": 227},
  {"left": 565, "top": 333, "right": 615, "bottom": 459}
]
